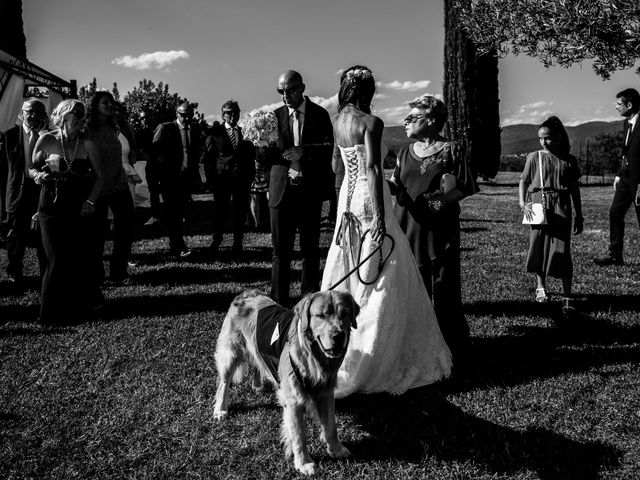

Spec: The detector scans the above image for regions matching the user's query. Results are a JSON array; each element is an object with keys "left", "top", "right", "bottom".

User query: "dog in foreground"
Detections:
[{"left": 214, "top": 289, "right": 359, "bottom": 475}]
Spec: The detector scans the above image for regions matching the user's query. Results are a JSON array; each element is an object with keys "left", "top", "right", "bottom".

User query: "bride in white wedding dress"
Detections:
[{"left": 321, "top": 66, "right": 452, "bottom": 398}]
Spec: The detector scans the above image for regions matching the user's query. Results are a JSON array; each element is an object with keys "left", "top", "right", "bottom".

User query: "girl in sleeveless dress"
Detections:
[{"left": 321, "top": 66, "right": 452, "bottom": 398}]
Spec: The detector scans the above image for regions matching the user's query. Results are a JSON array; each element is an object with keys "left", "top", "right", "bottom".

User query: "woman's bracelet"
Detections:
[{"left": 85, "top": 199, "right": 95, "bottom": 206}]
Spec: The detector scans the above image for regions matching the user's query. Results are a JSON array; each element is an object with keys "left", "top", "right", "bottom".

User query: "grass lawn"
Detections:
[{"left": 1, "top": 172, "right": 640, "bottom": 479}]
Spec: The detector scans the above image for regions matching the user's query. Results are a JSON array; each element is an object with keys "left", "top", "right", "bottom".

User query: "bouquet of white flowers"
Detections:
[{"left": 239, "top": 109, "right": 279, "bottom": 147}]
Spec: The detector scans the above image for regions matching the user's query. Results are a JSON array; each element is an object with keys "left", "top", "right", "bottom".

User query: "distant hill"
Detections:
[{"left": 382, "top": 120, "right": 624, "bottom": 155}]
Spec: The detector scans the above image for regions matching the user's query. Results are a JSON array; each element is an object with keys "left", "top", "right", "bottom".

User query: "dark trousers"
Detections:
[
  {"left": 608, "top": 179, "right": 640, "bottom": 260},
  {"left": 145, "top": 161, "right": 162, "bottom": 219},
  {"left": 211, "top": 174, "right": 251, "bottom": 249},
  {"left": 161, "top": 176, "right": 192, "bottom": 253},
  {"left": 39, "top": 213, "right": 100, "bottom": 324},
  {"left": 5, "top": 186, "right": 46, "bottom": 278},
  {"left": 95, "top": 188, "right": 134, "bottom": 280},
  {"left": 418, "top": 224, "right": 470, "bottom": 357},
  {"left": 270, "top": 185, "right": 323, "bottom": 305}
]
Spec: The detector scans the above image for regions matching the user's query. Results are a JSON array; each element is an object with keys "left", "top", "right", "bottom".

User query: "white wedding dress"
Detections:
[{"left": 321, "top": 144, "right": 452, "bottom": 398}]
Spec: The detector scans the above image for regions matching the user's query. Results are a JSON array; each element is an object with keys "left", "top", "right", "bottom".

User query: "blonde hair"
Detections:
[{"left": 51, "top": 99, "right": 85, "bottom": 128}]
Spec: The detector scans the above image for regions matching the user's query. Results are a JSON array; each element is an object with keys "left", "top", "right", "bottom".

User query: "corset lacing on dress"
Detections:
[{"left": 335, "top": 146, "right": 362, "bottom": 263}]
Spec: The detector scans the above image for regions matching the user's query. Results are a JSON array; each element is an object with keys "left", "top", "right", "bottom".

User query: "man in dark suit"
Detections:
[
  {"left": 260, "top": 70, "right": 334, "bottom": 305},
  {"left": 152, "top": 102, "right": 203, "bottom": 258},
  {"left": 203, "top": 100, "right": 255, "bottom": 255},
  {"left": 595, "top": 88, "right": 640, "bottom": 266},
  {"left": 0, "top": 99, "right": 48, "bottom": 284}
]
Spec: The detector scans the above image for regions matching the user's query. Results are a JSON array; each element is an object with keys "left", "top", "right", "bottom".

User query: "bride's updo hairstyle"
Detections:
[
  {"left": 410, "top": 94, "right": 448, "bottom": 132},
  {"left": 338, "top": 65, "right": 375, "bottom": 114}
]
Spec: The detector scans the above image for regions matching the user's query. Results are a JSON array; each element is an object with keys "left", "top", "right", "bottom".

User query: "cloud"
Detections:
[
  {"left": 375, "top": 106, "right": 411, "bottom": 125},
  {"left": 376, "top": 80, "right": 431, "bottom": 92},
  {"left": 309, "top": 94, "right": 338, "bottom": 117},
  {"left": 111, "top": 50, "right": 190, "bottom": 70},
  {"left": 501, "top": 100, "right": 555, "bottom": 126}
]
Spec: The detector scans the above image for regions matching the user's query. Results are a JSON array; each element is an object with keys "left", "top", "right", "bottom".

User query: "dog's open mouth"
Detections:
[{"left": 316, "top": 336, "right": 346, "bottom": 358}]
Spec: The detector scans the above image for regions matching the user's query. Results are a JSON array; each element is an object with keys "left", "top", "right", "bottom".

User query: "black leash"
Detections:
[{"left": 328, "top": 229, "right": 395, "bottom": 290}]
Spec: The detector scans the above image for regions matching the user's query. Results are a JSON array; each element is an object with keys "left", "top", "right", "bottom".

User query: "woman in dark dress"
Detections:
[
  {"left": 31, "top": 99, "right": 104, "bottom": 324},
  {"left": 389, "top": 94, "right": 478, "bottom": 359}
]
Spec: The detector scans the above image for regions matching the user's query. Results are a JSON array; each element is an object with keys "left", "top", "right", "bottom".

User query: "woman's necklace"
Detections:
[
  {"left": 59, "top": 133, "right": 79, "bottom": 169},
  {"left": 415, "top": 138, "right": 445, "bottom": 174}
]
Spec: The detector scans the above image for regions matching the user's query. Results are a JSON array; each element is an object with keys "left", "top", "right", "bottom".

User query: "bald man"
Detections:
[
  {"left": 259, "top": 70, "right": 334, "bottom": 305},
  {"left": 152, "top": 101, "right": 203, "bottom": 258},
  {"left": 0, "top": 99, "right": 48, "bottom": 285}
]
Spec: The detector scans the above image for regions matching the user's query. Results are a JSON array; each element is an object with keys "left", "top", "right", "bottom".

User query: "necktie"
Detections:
[
  {"left": 26, "top": 131, "right": 39, "bottom": 175},
  {"left": 626, "top": 122, "right": 633, "bottom": 146},
  {"left": 29, "top": 130, "right": 39, "bottom": 153},
  {"left": 228, "top": 128, "right": 237, "bottom": 149},
  {"left": 184, "top": 125, "right": 190, "bottom": 149},
  {"left": 182, "top": 126, "right": 190, "bottom": 170},
  {"left": 293, "top": 110, "right": 301, "bottom": 147}
]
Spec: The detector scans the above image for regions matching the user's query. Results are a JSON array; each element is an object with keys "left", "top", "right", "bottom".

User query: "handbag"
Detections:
[{"left": 522, "top": 151, "right": 547, "bottom": 225}]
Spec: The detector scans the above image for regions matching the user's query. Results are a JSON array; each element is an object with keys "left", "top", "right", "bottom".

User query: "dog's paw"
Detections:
[
  {"left": 295, "top": 461, "right": 316, "bottom": 476},
  {"left": 213, "top": 409, "right": 228, "bottom": 421},
  {"left": 327, "top": 442, "right": 351, "bottom": 459}
]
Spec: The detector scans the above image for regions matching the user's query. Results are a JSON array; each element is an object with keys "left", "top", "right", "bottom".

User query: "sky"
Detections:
[{"left": 23, "top": 0, "right": 640, "bottom": 127}]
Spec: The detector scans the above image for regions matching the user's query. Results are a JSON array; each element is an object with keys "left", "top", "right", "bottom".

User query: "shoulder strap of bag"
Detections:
[{"left": 538, "top": 151, "right": 545, "bottom": 201}]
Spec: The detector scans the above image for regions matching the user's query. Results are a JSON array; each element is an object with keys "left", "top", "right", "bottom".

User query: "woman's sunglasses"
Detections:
[{"left": 403, "top": 114, "right": 427, "bottom": 124}]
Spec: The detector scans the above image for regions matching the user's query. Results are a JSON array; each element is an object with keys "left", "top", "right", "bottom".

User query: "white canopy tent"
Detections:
[{"left": 0, "top": 48, "right": 75, "bottom": 131}]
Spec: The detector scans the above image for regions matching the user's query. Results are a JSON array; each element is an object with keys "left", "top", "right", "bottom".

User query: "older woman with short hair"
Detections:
[
  {"left": 389, "top": 94, "right": 478, "bottom": 360},
  {"left": 31, "top": 99, "right": 103, "bottom": 324}
]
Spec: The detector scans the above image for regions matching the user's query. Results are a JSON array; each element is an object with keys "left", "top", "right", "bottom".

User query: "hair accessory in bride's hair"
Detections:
[{"left": 345, "top": 68, "right": 372, "bottom": 82}]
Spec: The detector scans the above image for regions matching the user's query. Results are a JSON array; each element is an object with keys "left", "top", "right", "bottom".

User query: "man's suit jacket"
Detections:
[
  {"left": 152, "top": 120, "right": 203, "bottom": 186},
  {"left": 619, "top": 118, "right": 640, "bottom": 186},
  {"left": 0, "top": 126, "right": 38, "bottom": 213},
  {"left": 202, "top": 123, "right": 255, "bottom": 185},
  {"left": 262, "top": 97, "right": 334, "bottom": 207}
]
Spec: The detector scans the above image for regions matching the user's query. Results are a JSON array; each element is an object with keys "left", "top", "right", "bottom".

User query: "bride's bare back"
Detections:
[{"left": 334, "top": 105, "right": 386, "bottom": 244}]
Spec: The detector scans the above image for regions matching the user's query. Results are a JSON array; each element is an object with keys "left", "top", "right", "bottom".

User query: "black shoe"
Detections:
[
  {"left": 594, "top": 255, "right": 623, "bottom": 266},
  {"left": 7, "top": 272, "right": 21, "bottom": 284},
  {"left": 108, "top": 276, "right": 131, "bottom": 286}
]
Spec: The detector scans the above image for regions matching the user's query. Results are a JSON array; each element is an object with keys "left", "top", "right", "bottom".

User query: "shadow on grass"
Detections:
[
  {"left": 461, "top": 217, "right": 512, "bottom": 224},
  {"left": 128, "top": 264, "right": 270, "bottom": 287},
  {"left": 0, "top": 304, "right": 40, "bottom": 325},
  {"left": 449, "top": 327, "right": 640, "bottom": 394},
  {"left": 581, "top": 294, "right": 640, "bottom": 313},
  {"left": 338, "top": 391, "right": 620, "bottom": 480},
  {"left": 467, "top": 294, "right": 640, "bottom": 317},
  {"left": 99, "top": 291, "right": 236, "bottom": 320}
]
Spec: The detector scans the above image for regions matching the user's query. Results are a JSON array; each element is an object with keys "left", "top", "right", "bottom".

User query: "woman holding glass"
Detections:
[{"left": 31, "top": 99, "right": 103, "bottom": 324}]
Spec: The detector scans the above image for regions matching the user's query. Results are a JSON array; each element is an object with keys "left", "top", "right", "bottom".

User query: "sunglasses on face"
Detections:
[
  {"left": 277, "top": 85, "right": 301, "bottom": 96},
  {"left": 177, "top": 111, "right": 193, "bottom": 117},
  {"left": 222, "top": 110, "right": 239, "bottom": 116},
  {"left": 403, "top": 114, "right": 427, "bottom": 124},
  {"left": 68, "top": 109, "right": 86, "bottom": 119}
]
